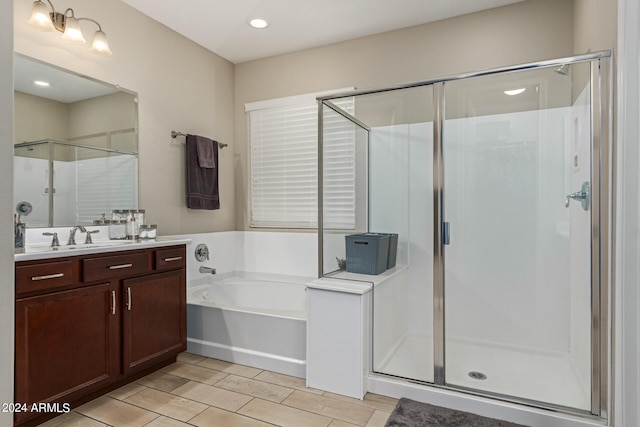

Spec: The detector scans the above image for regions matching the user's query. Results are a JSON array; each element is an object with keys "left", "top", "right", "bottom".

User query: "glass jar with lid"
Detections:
[
  {"left": 109, "top": 219, "right": 127, "bottom": 240},
  {"left": 109, "top": 210, "right": 129, "bottom": 240},
  {"left": 111, "top": 209, "right": 129, "bottom": 223},
  {"left": 139, "top": 224, "right": 157, "bottom": 240}
]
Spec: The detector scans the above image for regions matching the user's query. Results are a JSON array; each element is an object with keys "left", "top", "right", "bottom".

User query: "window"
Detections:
[{"left": 247, "top": 90, "right": 354, "bottom": 229}]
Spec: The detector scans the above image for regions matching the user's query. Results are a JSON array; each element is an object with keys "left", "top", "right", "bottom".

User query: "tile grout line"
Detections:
[
  {"left": 61, "top": 354, "right": 394, "bottom": 427},
  {"left": 231, "top": 396, "right": 288, "bottom": 427}
]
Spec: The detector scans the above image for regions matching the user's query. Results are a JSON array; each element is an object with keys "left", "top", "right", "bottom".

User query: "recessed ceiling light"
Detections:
[
  {"left": 33, "top": 80, "right": 50, "bottom": 87},
  {"left": 248, "top": 17, "right": 269, "bottom": 29},
  {"left": 504, "top": 88, "right": 526, "bottom": 96}
]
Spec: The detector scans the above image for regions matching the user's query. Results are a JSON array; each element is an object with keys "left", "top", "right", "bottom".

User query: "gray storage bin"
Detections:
[
  {"left": 345, "top": 233, "right": 390, "bottom": 275},
  {"left": 384, "top": 233, "right": 398, "bottom": 268}
]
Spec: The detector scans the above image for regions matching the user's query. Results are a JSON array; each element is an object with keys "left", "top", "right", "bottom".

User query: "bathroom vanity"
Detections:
[{"left": 14, "top": 239, "right": 189, "bottom": 426}]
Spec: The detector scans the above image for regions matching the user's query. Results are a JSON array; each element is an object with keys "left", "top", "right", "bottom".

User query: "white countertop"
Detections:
[
  {"left": 306, "top": 277, "right": 373, "bottom": 295},
  {"left": 15, "top": 237, "right": 192, "bottom": 262}
]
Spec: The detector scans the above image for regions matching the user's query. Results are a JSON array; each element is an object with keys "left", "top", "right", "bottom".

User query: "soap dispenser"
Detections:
[{"left": 14, "top": 214, "right": 25, "bottom": 253}]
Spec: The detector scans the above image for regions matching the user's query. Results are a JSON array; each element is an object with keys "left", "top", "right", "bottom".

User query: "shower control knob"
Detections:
[
  {"left": 565, "top": 181, "right": 590, "bottom": 211},
  {"left": 195, "top": 243, "right": 210, "bottom": 261}
]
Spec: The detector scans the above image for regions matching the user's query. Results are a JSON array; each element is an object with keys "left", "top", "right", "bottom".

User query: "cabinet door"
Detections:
[
  {"left": 15, "top": 282, "right": 119, "bottom": 424},
  {"left": 122, "top": 270, "right": 186, "bottom": 375}
]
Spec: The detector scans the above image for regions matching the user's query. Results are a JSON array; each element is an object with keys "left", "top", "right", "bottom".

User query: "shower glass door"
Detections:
[
  {"left": 442, "top": 62, "right": 594, "bottom": 410},
  {"left": 364, "top": 86, "right": 435, "bottom": 384}
]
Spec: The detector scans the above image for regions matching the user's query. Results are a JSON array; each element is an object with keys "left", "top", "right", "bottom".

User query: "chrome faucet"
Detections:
[
  {"left": 85, "top": 229, "right": 100, "bottom": 244},
  {"left": 67, "top": 226, "right": 87, "bottom": 245},
  {"left": 42, "top": 232, "right": 60, "bottom": 247},
  {"left": 199, "top": 266, "right": 217, "bottom": 274}
]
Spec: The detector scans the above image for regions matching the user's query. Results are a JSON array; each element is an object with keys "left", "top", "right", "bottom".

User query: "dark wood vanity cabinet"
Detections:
[
  {"left": 14, "top": 282, "right": 120, "bottom": 425},
  {"left": 123, "top": 269, "right": 186, "bottom": 375},
  {"left": 14, "top": 245, "right": 187, "bottom": 426}
]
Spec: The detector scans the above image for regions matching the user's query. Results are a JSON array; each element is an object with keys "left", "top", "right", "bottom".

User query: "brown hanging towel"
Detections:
[{"left": 185, "top": 134, "right": 220, "bottom": 210}]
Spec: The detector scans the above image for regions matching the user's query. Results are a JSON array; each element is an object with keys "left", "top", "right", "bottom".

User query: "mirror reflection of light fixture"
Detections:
[
  {"left": 28, "top": 0, "right": 112, "bottom": 56},
  {"left": 248, "top": 17, "right": 270, "bottom": 29},
  {"left": 504, "top": 88, "right": 526, "bottom": 96}
]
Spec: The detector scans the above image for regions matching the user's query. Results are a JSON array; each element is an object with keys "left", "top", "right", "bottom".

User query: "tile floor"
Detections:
[{"left": 41, "top": 353, "right": 396, "bottom": 427}]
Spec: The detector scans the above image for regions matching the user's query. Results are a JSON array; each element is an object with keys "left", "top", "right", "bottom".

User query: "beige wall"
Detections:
[
  {"left": 574, "top": 0, "right": 618, "bottom": 54},
  {"left": 69, "top": 91, "right": 137, "bottom": 148},
  {"left": 14, "top": 0, "right": 236, "bottom": 235},
  {"left": 15, "top": 91, "right": 69, "bottom": 144},
  {"left": 234, "top": 0, "right": 576, "bottom": 230}
]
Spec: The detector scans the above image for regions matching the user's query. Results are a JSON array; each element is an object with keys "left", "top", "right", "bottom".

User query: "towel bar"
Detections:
[{"left": 171, "top": 131, "right": 228, "bottom": 149}]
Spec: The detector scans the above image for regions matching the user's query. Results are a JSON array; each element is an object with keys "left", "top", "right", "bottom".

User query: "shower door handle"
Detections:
[
  {"left": 442, "top": 222, "right": 450, "bottom": 245},
  {"left": 565, "top": 181, "right": 590, "bottom": 211}
]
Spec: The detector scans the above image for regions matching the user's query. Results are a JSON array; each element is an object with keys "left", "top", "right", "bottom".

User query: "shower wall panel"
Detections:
[
  {"left": 13, "top": 156, "right": 51, "bottom": 227},
  {"left": 444, "top": 108, "right": 572, "bottom": 352},
  {"left": 14, "top": 154, "right": 137, "bottom": 227}
]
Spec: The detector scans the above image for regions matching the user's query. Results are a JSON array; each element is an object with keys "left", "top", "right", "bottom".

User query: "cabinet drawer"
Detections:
[
  {"left": 83, "top": 252, "right": 150, "bottom": 282},
  {"left": 155, "top": 246, "right": 186, "bottom": 271},
  {"left": 16, "top": 261, "right": 75, "bottom": 295}
]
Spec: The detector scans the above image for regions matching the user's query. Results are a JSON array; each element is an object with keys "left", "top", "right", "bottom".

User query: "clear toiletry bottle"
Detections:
[
  {"left": 14, "top": 214, "right": 25, "bottom": 253},
  {"left": 126, "top": 209, "right": 145, "bottom": 240}
]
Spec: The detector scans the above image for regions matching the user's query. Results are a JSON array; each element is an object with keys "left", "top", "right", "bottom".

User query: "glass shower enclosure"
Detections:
[
  {"left": 318, "top": 51, "right": 611, "bottom": 418},
  {"left": 14, "top": 139, "right": 138, "bottom": 227}
]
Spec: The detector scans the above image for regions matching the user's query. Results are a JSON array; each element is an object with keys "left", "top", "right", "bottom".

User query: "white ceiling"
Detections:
[
  {"left": 121, "top": 0, "right": 525, "bottom": 64},
  {"left": 14, "top": 55, "right": 120, "bottom": 103}
]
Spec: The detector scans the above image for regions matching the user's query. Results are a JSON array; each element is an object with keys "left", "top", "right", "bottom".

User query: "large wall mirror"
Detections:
[{"left": 13, "top": 54, "right": 138, "bottom": 227}]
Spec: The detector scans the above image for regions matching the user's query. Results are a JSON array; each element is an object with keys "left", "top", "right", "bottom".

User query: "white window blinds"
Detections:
[
  {"left": 247, "top": 91, "right": 354, "bottom": 229},
  {"left": 321, "top": 102, "right": 357, "bottom": 230}
]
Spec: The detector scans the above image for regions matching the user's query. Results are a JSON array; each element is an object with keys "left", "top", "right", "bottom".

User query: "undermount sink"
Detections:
[{"left": 25, "top": 240, "right": 135, "bottom": 253}]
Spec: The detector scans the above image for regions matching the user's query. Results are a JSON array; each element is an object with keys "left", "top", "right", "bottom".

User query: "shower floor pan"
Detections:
[{"left": 374, "top": 334, "right": 590, "bottom": 411}]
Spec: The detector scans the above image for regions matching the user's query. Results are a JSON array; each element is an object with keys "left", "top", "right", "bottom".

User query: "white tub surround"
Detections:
[
  {"left": 187, "top": 271, "right": 311, "bottom": 378},
  {"left": 167, "top": 231, "right": 317, "bottom": 283}
]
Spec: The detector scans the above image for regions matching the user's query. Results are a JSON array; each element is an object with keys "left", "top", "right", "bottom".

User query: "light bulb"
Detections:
[
  {"left": 90, "top": 30, "right": 112, "bottom": 56},
  {"left": 61, "top": 16, "right": 86, "bottom": 44},
  {"left": 28, "top": 0, "right": 54, "bottom": 32}
]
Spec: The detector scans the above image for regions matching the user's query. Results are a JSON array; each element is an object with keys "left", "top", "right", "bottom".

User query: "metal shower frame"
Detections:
[{"left": 317, "top": 50, "right": 613, "bottom": 420}]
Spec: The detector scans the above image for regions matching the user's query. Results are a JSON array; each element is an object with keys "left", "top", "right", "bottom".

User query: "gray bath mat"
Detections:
[{"left": 385, "top": 398, "right": 528, "bottom": 427}]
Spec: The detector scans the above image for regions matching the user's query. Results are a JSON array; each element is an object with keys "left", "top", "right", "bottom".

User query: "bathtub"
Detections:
[{"left": 186, "top": 272, "right": 311, "bottom": 378}]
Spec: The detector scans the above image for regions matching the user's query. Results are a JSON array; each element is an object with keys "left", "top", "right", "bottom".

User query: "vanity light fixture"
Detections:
[
  {"left": 28, "top": 0, "right": 112, "bottom": 56},
  {"left": 248, "top": 17, "right": 270, "bottom": 29}
]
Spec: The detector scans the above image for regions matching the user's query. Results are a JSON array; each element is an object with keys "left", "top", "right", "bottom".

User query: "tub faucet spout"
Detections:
[{"left": 199, "top": 266, "right": 216, "bottom": 274}]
